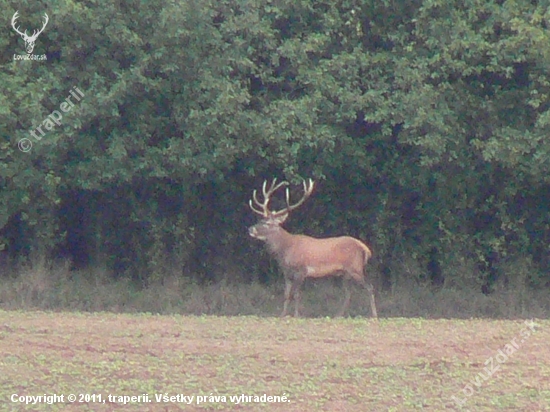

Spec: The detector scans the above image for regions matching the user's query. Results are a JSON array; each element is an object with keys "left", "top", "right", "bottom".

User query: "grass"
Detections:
[
  {"left": 1, "top": 260, "right": 549, "bottom": 410},
  {"left": 1, "top": 259, "right": 549, "bottom": 319},
  {"left": 1, "top": 311, "right": 549, "bottom": 411}
]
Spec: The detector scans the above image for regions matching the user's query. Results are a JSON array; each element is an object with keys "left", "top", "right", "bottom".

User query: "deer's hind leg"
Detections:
[
  {"left": 337, "top": 277, "right": 352, "bottom": 317},
  {"left": 341, "top": 270, "right": 378, "bottom": 319},
  {"left": 365, "top": 282, "right": 378, "bottom": 319},
  {"left": 354, "top": 275, "right": 378, "bottom": 319}
]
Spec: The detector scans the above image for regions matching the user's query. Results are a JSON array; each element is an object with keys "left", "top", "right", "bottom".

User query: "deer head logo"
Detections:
[{"left": 11, "top": 11, "right": 49, "bottom": 54}]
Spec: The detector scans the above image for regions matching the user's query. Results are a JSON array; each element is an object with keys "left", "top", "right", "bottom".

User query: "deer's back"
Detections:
[{"left": 281, "top": 234, "right": 370, "bottom": 271}]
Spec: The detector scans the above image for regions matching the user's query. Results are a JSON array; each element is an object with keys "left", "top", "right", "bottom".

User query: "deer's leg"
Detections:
[
  {"left": 366, "top": 282, "right": 378, "bottom": 319},
  {"left": 292, "top": 278, "right": 304, "bottom": 317},
  {"left": 337, "top": 277, "right": 352, "bottom": 317},
  {"left": 281, "top": 277, "right": 293, "bottom": 317},
  {"left": 352, "top": 274, "right": 378, "bottom": 319}
]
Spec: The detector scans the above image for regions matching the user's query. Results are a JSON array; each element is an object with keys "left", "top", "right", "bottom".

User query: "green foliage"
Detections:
[{"left": 1, "top": 0, "right": 549, "bottom": 288}]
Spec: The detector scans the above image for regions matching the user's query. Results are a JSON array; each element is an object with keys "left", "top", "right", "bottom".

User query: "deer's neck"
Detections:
[{"left": 265, "top": 227, "right": 294, "bottom": 259}]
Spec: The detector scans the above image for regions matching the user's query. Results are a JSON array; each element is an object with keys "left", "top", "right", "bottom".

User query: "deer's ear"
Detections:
[{"left": 271, "top": 213, "right": 288, "bottom": 225}]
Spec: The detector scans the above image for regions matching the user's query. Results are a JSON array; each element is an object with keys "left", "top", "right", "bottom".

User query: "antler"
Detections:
[
  {"left": 33, "top": 13, "right": 49, "bottom": 39},
  {"left": 284, "top": 178, "right": 315, "bottom": 212},
  {"left": 249, "top": 178, "right": 315, "bottom": 218},
  {"left": 11, "top": 11, "right": 26, "bottom": 37},
  {"left": 11, "top": 11, "right": 49, "bottom": 40},
  {"left": 249, "top": 178, "right": 289, "bottom": 217}
]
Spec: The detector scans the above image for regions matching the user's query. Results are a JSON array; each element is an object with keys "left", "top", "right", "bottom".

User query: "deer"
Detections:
[
  {"left": 11, "top": 11, "right": 49, "bottom": 54},
  {"left": 248, "top": 178, "right": 378, "bottom": 319}
]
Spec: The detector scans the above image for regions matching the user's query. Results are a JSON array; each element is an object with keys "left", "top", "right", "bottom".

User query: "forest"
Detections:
[{"left": 1, "top": 0, "right": 549, "bottom": 316}]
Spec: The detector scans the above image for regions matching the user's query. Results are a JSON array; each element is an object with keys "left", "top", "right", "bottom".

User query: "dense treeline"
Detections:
[{"left": 1, "top": 0, "right": 549, "bottom": 294}]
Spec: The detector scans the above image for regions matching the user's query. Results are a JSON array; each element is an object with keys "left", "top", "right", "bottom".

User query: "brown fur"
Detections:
[{"left": 249, "top": 220, "right": 377, "bottom": 318}]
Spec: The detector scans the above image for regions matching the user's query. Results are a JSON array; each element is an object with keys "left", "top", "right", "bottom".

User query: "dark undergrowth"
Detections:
[{"left": 0, "top": 257, "right": 548, "bottom": 319}]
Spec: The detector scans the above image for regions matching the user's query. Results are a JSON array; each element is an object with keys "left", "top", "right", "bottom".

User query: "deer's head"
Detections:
[{"left": 248, "top": 178, "right": 314, "bottom": 240}]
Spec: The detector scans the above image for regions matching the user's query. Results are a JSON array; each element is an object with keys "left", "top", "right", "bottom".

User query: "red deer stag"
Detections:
[{"left": 248, "top": 178, "right": 378, "bottom": 318}]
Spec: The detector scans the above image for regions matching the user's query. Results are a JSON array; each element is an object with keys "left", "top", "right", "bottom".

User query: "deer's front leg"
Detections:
[
  {"left": 289, "top": 273, "right": 305, "bottom": 317},
  {"left": 293, "top": 282, "right": 302, "bottom": 317},
  {"left": 281, "top": 277, "right": 293, "bottom": 317}
]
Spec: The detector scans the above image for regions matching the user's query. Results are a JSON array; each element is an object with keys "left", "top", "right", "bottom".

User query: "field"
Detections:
[{"left": 1, "top": 310, "right": 548, "bottom": 411}]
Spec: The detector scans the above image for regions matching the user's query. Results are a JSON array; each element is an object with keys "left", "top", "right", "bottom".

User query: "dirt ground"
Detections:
[{"left": 0, "top": 311, "right": 548, "bottom": 411}]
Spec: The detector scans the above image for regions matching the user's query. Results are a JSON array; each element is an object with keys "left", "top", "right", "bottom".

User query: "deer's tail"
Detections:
[{"left": 358, "top": 240, "right": 372, "bottom": 265}]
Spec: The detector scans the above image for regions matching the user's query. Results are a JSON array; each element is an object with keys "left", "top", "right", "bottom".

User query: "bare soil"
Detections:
[{"left": 0, "top": 311, "right": 548, "bottom": 411}]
